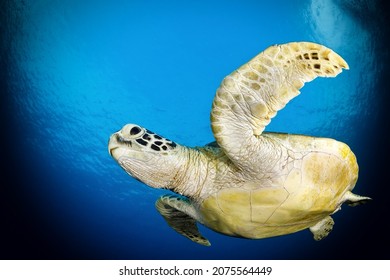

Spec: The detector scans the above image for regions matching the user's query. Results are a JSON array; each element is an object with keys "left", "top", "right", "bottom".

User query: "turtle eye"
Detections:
[{"left": 129, "top": 126, "right": 142, "bottom": 136}]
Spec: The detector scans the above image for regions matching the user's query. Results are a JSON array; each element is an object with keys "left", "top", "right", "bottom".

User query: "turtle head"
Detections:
[{"left": 108, "top": 124, "right": 182, "bottom": 189}]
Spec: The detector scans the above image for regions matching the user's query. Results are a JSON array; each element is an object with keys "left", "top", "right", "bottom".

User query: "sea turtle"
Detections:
[{"left": 108, "top": 42, "right": 371, "bottom": 246}]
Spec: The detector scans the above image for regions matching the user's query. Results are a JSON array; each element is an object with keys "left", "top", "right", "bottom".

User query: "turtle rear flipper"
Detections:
[
  {"left": 309, "top": 216, "right": 334, "bottom": 241},
  {"left": 344, "top": 191, "right": 372, "bottom": 207},
  {"left": 155, "top": 195, "right": 211, "bottom": 246}
]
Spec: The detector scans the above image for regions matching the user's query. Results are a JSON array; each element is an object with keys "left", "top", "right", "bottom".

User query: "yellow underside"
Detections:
[{"left": 199, "top": 137, "right": 358, "bottom": 239}]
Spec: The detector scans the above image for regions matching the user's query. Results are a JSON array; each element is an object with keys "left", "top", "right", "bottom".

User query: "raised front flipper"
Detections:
[
  {"left": 211, "top": 42, "right": 349, "bottom": 170},
  {"left": 155, "top": 195, "right": 211, "bottom": 246}
]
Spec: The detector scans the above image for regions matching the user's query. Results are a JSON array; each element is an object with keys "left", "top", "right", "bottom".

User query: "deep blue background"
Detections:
[{"left": 1, "top": 0, "right": 389, "bottom": 259}]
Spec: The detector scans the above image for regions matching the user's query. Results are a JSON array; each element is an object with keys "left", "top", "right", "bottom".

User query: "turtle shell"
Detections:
[{"left": 198, "top": 133, "right": 358, "bottom": 239}]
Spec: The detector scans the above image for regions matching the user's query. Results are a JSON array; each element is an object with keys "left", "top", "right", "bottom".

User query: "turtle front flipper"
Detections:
[
  {"left": 155, "top": 195, "right": 211, "bottom": 246},
  {"left": 211, "top": 42, "right": 349, "bottom": 170}
]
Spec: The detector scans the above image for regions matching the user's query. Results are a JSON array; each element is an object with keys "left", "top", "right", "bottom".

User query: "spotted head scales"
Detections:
[{"left": 108, "top": 42, "right": 371, "bottom": 246}]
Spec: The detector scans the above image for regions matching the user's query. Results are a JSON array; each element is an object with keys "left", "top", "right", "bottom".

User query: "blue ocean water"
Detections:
[{"left": 1, "top": 0, "right": 389, "bottom": 259}]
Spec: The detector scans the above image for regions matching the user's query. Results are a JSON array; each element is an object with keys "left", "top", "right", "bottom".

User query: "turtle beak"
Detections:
[
  {"left": 108, "top": 133, "right": 119, "bottom": 157},
  {"left": 109, "top": 146, "right": 115, "bottom": 157}
]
